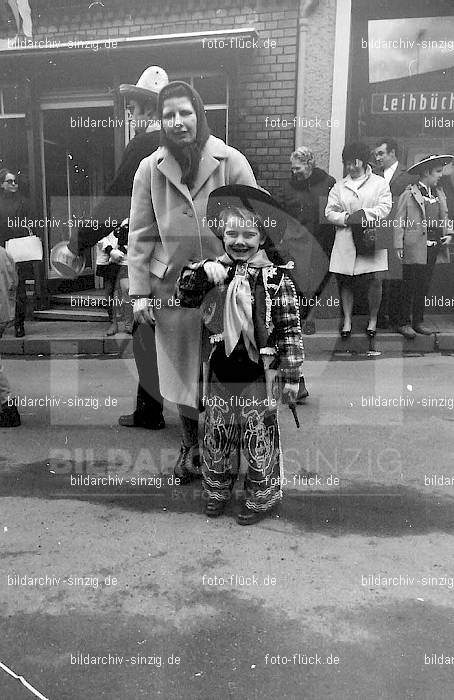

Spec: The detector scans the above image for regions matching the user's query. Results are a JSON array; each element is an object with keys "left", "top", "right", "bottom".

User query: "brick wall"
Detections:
[
  {"left": 18, "top": 0, "right": 301, "bottom": 197},
  {"left": 0, "top": 0, "right": 347, "bottom": 199}
]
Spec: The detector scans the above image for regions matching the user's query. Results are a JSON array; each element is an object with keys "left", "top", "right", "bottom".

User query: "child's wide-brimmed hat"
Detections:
[
  {"left": 407, "top": 154, "right": 454, "bottom": 175},
  {"left": 206, "top": 185, "right": 287, "bottom": 245}
]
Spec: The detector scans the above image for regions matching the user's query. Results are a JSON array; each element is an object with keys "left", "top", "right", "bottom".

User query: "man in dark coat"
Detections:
[
  {"left": 67, "top": 66, "right": 169, "bottom": 430},
  {"left": 374, "top": 138, "right": 414, "bottom": 328}
]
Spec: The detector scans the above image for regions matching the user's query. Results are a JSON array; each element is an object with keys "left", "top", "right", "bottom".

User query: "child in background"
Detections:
[
  {"left": 96, "top": 231, "right": 120, "bottom": 336},
  {"left": 98, "top": 220, "right": 134, "bottom": 335},
  {"left": 176, "top": 185, "right": 304, "bottom": 525}
]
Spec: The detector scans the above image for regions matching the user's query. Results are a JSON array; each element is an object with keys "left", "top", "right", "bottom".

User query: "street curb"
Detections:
[{"left": 1, "top": 331, "right": 453, "bottom": 357}]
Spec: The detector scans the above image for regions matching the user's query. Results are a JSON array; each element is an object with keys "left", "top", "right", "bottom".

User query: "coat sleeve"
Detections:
[
  {"left": 393, "top": 190, "right": 408, "bottom": 249},
  {"left": 362, "top": 178, "right": 392, "bottom": 222},
  {"left": 226, "top": 148, "right": 257, "bottom": 186},
  {"left": 272, "top": 274, "right": 304, "bottom": 383},
  {"left": 128, "top": 159, "right": 159, "bottom": 297},
  {"left": 325, "top": 182, "right": 348, "bottom": 227}
]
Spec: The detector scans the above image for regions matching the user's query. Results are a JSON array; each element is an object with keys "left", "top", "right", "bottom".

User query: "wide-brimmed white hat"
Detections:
[
  {"left": 407, "top": 154, "right": 454, "bottom": 174},
  {"left": 119, "top": 66, "right": 169, "bottom": 101}
]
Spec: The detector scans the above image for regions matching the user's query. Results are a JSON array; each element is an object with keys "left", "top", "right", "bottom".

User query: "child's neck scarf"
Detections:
[{"left": 217, "top": 250, "right": 273, "bottom": 361}]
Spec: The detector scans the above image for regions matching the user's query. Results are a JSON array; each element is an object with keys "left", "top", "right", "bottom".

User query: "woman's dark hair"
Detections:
[
  {"left": 342, "top": 142, "right": 371, "bottom": 168},
  {"left": 158, "top": 81, "right": 210, "bottom": 188}
]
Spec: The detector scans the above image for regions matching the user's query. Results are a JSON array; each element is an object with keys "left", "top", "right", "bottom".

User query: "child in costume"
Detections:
[{"left": 176, "top": 185, "right": 304, "bottom": 525}]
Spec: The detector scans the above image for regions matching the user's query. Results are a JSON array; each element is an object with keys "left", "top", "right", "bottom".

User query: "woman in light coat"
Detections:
[
  {"left": 128, "top": 81, "right": 256, "bottom": 482},
  {"left": 325, "top": 142, "right": 392, "bottom": 337}
]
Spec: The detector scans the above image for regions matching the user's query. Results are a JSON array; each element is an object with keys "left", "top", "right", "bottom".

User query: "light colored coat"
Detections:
[
  {"left": 394, "top": 184, "right": 451, "bottom": 265},
  {"left": 0, "top": 247, "right": 17, "bottom": 325},
  {"left": 128, "top": 135, "right": 256, "bottom": 408},
  {"left": 325, "top": 167, "right": 392, "bottom": 275}
]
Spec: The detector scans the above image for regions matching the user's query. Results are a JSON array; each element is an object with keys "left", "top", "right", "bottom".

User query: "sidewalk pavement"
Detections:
[{"left": 1, "top": 315, "right": 454, "bottom": 356}]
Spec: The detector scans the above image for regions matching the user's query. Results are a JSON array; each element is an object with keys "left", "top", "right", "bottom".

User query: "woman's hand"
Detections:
[
  {"left": 133, "top": 298, "right": 155, "bottom": 325},
  {"left": 440, "top": 234, "right": 453, "bottom": 246},
  {"left": 203, "top": 261, "right": 228, "bottom": 284}
]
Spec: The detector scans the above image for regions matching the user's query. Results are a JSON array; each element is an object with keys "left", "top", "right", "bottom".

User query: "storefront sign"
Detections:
[{"left": 371, "top": 92, "right": 454, "bottom": 114}]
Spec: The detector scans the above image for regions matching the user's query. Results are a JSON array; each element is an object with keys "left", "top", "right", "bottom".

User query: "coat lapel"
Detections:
[
  {"left": 411, "top": 184, "right": 426, "bottom": 215},
  {"left": 190, "top": 137, "right": 228, "bottom": 199},
  {"left": 156, "top": 150, "right": 192, "bottom": 202}
]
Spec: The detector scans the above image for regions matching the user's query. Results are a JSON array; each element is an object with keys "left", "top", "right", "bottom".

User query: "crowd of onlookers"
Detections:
[{"left": 1, "top": 64, "right": 453, "bottom": 524}]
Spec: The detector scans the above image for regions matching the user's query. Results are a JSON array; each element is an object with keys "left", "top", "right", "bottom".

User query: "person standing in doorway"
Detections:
[
  {"left": 374, "top": 139, "right": 413, "bottom": 329},
  {"left": 66, "top": 66, "right": 169, "bottom": 430}
]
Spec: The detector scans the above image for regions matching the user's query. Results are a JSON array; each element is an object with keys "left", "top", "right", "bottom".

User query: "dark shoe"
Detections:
[
  {"left": 302, "top": 320, "right": 316, "bottom": 335},
  {"left": 118, "top": 412, "right": 165, "bottom": 430},
  {"left": 340, "top": 329, "right": 351, "bottom": 339},
  {"left": 413, "top": 324, "right": 433, "bottom": 335},
  {"left": 366, "top": 328, "right": 376, "bottom": 338},
  {"left": 0, "top": 402, "right": 21, "bottom": 427},
  {"left": 14, "top": 324, "right": 25, "bottom": 338},
  {"left": 397, "top": 324, "right": 417, "bottom": 339},
  {"left": 237, "top": 504, "right": 271, "bottom": 526},
  {"left": 205, "top": 498, "right": 226, "bottom": 518},
  {"left": 296, "top": 377, "right": 309, "bottom": 405},
  {"left": 174, "top": 444, "right": 202, "bottom": 485}
]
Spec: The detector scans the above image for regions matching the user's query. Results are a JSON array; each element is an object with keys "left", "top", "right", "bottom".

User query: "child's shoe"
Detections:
[
  {"left": 237, "top": 504, "right": 276, "bottom": 526},
  {"left": 204, "top": 498, "right": 226, "bottom": 517}
]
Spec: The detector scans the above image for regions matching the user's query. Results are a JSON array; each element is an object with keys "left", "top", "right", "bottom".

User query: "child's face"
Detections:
[{"left": 222, "top": 214, "right": 265, "bottom": 262}]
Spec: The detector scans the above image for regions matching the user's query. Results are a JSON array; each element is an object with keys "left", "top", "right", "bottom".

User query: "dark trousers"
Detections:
[
  {"left": 379, "top": 278, "right": 402, "bottom": 326},
  {"left": 15, "top": 262, "right": 29, "bottom": 325},
  {"left": 399, "top": 248, "right": 437, "bottom": 326},
  {"left": 131, "top": 321, "right": 163, "bottom": 417}
]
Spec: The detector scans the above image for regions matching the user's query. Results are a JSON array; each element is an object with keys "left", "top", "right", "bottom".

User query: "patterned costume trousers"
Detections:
[{"left": 202, "top": 368, "right": 282, "bottom": 512}]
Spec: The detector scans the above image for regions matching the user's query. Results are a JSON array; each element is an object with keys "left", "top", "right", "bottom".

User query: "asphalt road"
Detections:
[{"left": 1, "top": 355, "right": 454, "bottom": 700}]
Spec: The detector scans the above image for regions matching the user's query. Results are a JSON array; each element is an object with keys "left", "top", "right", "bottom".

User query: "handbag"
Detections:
[
  {"left": 5, "top": 228, "right": 43, "bottom": 263},
  {"left": 348, "top": 209, "right": 377, "bottom": 256}
]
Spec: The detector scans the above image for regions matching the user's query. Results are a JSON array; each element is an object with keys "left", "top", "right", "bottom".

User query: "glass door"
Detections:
[{"left": 40, "top": 102, "right": 115, "bottom": 282}]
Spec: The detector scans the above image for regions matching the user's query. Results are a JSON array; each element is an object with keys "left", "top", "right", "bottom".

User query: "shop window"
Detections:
[
  {"left": 0, "top": 87, "right": 27, "bottom": 184},
  {"left": 1, "top": 85, "right": 26, "bottom": 115}
]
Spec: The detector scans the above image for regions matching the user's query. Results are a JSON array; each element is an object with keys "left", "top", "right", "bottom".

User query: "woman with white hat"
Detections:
[{"left": 394, "top": 154, "right": 453, "bottom": 338}]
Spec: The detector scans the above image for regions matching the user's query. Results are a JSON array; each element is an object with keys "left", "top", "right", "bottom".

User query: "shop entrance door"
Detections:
[{"left": 40, "top": 98, "right": 115, "bottom": 288}]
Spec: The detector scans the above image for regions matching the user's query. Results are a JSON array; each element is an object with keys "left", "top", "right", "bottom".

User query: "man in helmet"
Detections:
[{"left": 66, "top": 66, "right": 169, "bottom": 430}]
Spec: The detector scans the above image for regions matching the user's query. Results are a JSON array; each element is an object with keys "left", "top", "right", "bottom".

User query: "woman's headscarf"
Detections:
[{"left": 158, "top": 81, "right": 210, "bottom": 189}]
